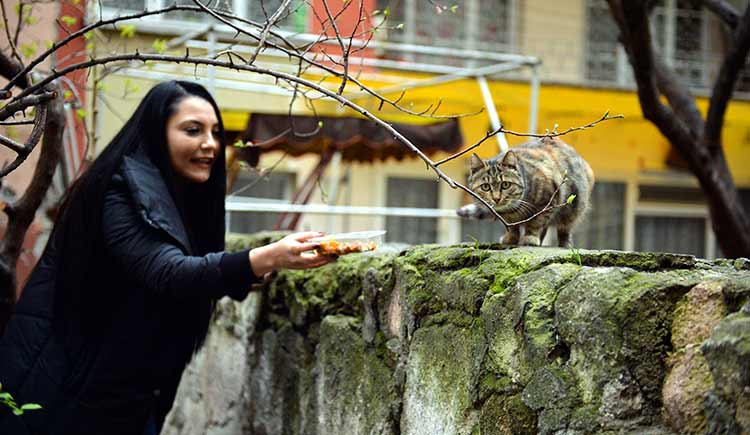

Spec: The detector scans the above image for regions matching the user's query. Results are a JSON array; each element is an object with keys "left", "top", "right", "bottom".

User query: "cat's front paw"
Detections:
[
  {"left": 457, "top": 204, "right": 479, "bottom": 218},
  {"left": 520, "top": 235, "right": 541, "bottom": 246},
  {"left": 501, "top": 232, "right": 520, "bottom": 245}
]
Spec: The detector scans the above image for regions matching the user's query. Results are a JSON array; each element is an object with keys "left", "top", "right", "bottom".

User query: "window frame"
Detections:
[{"left": 584, "top": 0, "right": 711, "bottom": 90}]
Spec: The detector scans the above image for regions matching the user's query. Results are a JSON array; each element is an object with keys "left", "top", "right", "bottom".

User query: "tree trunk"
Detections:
[{"left": 0, "top": 83, "right": 65, "bottom": 334}]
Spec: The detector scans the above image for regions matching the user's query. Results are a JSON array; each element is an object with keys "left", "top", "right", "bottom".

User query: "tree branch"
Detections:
[
  {"left": 607, "top": 0, "right": 707, "bottom": 171},
  {"left": 702, "top": 0, "right": 739, "bottom": 29},
  {"left": 704, "top": 3, "right": 750, "bottom": 153}
]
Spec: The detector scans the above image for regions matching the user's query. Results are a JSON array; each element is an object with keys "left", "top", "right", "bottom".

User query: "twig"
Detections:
[
  {"left": 13, "top": 50, "right": 509, "bottom": 223},
  {"left": 247, "top": 0, "right": 294, "bottom": 64},
  {"left": 436, "top": 111, "right": 624, "bottom": 166},
  {"left": 0, "top": 0, "right": 24, "bottom": 66}
]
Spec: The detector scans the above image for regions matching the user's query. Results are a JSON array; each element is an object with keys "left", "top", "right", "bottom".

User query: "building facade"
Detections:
[{"left": 88, "top": 0, "right": 750, "bottom": 258}]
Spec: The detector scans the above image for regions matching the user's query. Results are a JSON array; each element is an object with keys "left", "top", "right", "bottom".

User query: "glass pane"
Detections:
[
  {"left": 586, "top": 0, "right": 620, "bottom": 83},
  {"left": 386, "top": 177, "right": 438, "bottom": 245},
  {"left": 100, "top": 0, "right": 146, "bottom": 10},
  {"left": 460, "top": 216, "right": 505, "bottom": 244},
  {"left": 477, "top": 0, "right": 511, "bottom": 51},
  {"left": 228, "top": 170, "right": 295, "bottom": 234},
  {"left": 635, "top": 216, "right": 705, "bottom": 257},
  {"left": 574, "top": 182, "right": 626, "bottom": 250},
  {"left": 247, "top": 0, "right": 308, "bottom": 32}
]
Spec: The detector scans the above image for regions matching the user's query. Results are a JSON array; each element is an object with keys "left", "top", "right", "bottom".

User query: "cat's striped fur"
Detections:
[{"left": 457, "top": 136, "right": 594, "bottom": 247}]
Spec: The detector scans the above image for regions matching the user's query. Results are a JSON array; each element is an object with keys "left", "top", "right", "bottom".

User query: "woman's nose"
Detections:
[{"left": 201, "top": 134, "right": 218, "bottom": 150}]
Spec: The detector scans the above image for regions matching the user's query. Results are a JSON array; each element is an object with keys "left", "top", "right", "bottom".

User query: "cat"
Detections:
[{"left": 457, "top": 136, "right": 594, "bottom": 247}]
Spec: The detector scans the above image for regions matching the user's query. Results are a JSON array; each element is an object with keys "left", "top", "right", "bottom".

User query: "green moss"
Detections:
[{"left": 480, "top": 394, "right": 537, "bottom": 435}]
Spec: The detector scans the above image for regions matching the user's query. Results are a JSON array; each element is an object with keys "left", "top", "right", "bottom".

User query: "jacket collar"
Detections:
[{"left": 119, "top": 150, "right": 194, "bottom": 254}]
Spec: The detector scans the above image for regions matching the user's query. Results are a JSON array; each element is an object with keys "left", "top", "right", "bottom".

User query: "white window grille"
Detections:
[
  {"left": 99, "top": 0, "right": 306, "bottom": 31},
  {"left": 585, "top": 0, "right": 710, "bottom": 89},
  {"left": 379, "top": 0, "right": 515, "bottom": 65}
]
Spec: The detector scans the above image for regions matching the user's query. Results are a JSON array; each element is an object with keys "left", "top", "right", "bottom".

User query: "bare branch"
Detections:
[
  {"left": 436, "top": 112, "right": 624, "bottom": 166},
  {"left": 0, "top": 0, "right": 24, "bottom": 66},
  {"left": 705, "top": 3, "right": 750, "bottom": 152},
  {"left": 606, "top": 0, "right": 706, "bottom": 170},
  {"left": 0, "top": 91, "right": 56, "bottom": 121},
  {"left": 247, "top": 0, "right": 293, "bottom": 64},
  {"left": 702, "top": 0, "right": 740, "bottom": 29},
  {"left": 0, "top": 99, "right": 48, "bottom": 178}
]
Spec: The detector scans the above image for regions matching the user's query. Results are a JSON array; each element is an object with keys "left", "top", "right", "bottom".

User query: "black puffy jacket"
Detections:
[{"left": 0, "top": 150, "right": 257, "bottom": 434}]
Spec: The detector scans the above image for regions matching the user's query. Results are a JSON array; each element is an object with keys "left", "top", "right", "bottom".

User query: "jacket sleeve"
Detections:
[{"left": 101, "top": 175, "right": 260, "bottom": 301}]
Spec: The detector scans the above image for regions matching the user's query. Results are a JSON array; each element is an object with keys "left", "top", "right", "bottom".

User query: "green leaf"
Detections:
[
  {"left": 96, "top": 82, "right": 107, "bottom": 92},
  {"left": 317, "top": 120, "right": 324, "bottom": 128},
  {"left": 83, "top": 31, "right": 92, "bottom": 40},
  {"left": 119, "top": 24, "right": 136, "bottom": 38},
  {"left": 20, "top": 403, "right": 42, "bottom": 411},
  {"left": 0, "top": 392, "right": 11, "bottom": 400},
  {"left": 233, "top": 139, "right": 247, "bottom": 148},
  {"left": 152, "top": 39, "right": 167, "bottom": 54},
  {"left": 85, "top": 42, "right": 94, "bottom": 52},
  {"left": 12, "top": 408, "right": 23, "bottom": 416},
  {"left": 383, "top": 8, "right": 389, "bottom": 16},
  {"left": 45, "top": 40, "right": 54, "bottom": 49},
  {"left": 566, "top": 194, "right": 576, "bottom": 205},
  {"left": 20, "top": 41, "right": 37, "bottom": 58},
  {"left": 449, "top": 4, "right": 458, "bottom": 13},
  {"left": 63, "top": 90, "right": 72, "bottom": 99},
  {"left": 76, "top": 109, "right": 87, "bottom": 120},
  {"left": 60, "top": 15, "right": 77, "bottom": 27},
  {"left": 23, "top": 15, "right": 38, "bottom": 25},
  {"left": 124, "top": 79, "right": 139, "bottom": 95},
  {"left": 71, "top": 0, "right": 82, "bottom": 4}
]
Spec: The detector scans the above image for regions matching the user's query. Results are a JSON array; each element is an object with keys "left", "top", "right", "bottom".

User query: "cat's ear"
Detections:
[
  {"left": 501, "top": 150, "right": 518, "bottom": 169},
  {"left": 469, "top": 153, "right": 485, "bottom": 172}
]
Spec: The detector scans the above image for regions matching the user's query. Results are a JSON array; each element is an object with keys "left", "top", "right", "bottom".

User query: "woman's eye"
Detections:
[
  {"left": 185, "top": 127, "right": 200, "bottom": 135},
  {"left": 501, "top": 181, "right": 511, "bottom": 189},
  {"left": 480, "top": 183, "right": 491, "bottom": 192}
]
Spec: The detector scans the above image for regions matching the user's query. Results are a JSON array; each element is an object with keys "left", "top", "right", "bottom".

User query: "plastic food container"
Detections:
[{"left": 310, "top": 230, "right": 386, "bottom": 255}]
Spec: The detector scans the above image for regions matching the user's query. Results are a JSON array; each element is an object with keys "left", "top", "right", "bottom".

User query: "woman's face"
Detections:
[{"left": 165, "top": 96, "right": 220, "bottom": 183}]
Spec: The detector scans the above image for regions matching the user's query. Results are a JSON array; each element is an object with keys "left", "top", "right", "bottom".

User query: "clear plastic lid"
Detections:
[{"left": 309, "top": 230, "right": 386, "bottom": 243}]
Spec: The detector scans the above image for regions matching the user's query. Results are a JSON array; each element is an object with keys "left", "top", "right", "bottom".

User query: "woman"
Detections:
[{"left": 0, "top": 81, "right": 334, "bottom": 434}]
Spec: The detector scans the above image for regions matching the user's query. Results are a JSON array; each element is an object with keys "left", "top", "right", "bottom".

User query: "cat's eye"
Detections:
[
  {"left": 501, "top": 181, "right": 511, "bottom": 189},
  {"left": 480, "top": 183, "right": 491, "bottom": 192}
]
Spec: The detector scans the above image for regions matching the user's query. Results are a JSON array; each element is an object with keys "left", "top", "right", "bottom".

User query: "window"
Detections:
[
  {"left": 460, "top": 214, "right": 505, "bottom": 244},
  {"left": 585, "top": 0, "right": 622, "bottom": 84},
  {"left": 574, "top": 182, "right": 626, "bottom": 250},
  {"left": 635, "top": 216, "right": 706, "bottom": 257},
  {"left": 379, "top": 0, "right": 515, "bottom": 64},
  {"left": 585, "top": 0, "right": 710, "bottom": 89},
  {"left": 100, "top": 0, "right": 145, "bottom": 10},
  {"left": 385, "top": 177, "right": 438, "bottom": 245},
  {"left": 227, "top": 170, "right": 295, "bottom": 234},
  {"left": 100, "top": 0, "right": 307, "bottom": 32}
]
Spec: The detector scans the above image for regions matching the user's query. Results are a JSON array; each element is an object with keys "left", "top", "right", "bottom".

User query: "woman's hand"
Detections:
[{"left": 248, "top": 232, "right": 336, "bottom": 277}]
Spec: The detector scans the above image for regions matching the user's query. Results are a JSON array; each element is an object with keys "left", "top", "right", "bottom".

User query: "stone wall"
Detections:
[{"left": 162, "top": 233, "right": 750, "bottom": 435}]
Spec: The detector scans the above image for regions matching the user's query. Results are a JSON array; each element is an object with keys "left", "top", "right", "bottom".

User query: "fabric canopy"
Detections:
[{"left": 238, "top": 113, "right": 464, "bottom": 164}]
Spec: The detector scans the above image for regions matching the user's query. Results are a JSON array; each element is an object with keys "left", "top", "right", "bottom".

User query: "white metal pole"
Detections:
[
  {"left": 529, "top": 64, "right": 540, "bottom": 134},
  {"left": 476, "top": 75, "right": 508, "bottom": 152},
  {"left": 207, "top": 31, "right": 216, "bottom": 95},
  {"left": 327, "top": 151, "right": 342, "bottom": 231}
]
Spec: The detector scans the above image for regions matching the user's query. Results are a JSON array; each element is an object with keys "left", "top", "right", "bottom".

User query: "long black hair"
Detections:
[{"left": 52, "top": 80, "right": 227, "bottom": 337}]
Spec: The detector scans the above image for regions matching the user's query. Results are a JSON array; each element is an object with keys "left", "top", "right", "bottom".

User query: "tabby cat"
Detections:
[{"left": 457, "top": 136, "right": 594, "bottom": 247}]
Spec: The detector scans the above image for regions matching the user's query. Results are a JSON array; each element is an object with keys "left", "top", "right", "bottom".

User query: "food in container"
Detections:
[{"left": 310, "top": 230, "right": 386, "bottom": 256}]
